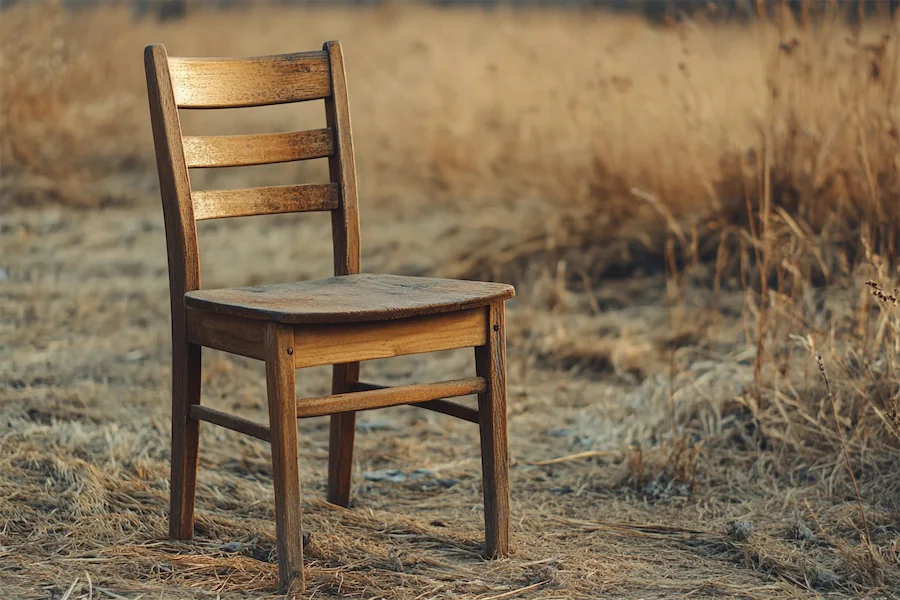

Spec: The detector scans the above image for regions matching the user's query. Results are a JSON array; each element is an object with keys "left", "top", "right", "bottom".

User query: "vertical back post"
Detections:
[
  {"left": 323, "top": 40, "right": 361, "bottom": 277},
  {"left": 323, "top": 40, "right": 363, "bottom": 507},
  {"left": 145, "top": 43, "right": 203, "bottom": 540},
  {"left": 145, "top": 43, "right": 200, "bottom": 304}
]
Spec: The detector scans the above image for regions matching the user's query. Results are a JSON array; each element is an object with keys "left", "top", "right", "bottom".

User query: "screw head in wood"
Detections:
[
  {"left": 493, "top": 324, "right": 500, "bottom": 332},
  {"left": 287, "top": 347, "right": 294, "bottom": 355}
]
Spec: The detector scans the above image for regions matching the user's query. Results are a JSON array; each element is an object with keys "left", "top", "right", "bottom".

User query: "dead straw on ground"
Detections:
[{"left": 1, "top": 2, "right": 899, "bottom": 598}]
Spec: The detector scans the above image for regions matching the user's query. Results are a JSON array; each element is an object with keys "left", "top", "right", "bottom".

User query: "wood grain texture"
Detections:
[
  {"left": 168, "top": 340, "right": 201, "bottom": 541},
  {"left": 183, "top": 129, "right": 334, "bottom": 168},
  {"left": 351, "top": 381, "right": 479, "bottom": 423},
  {"left": 327, "top": 361, "right": 359, "bottom": 507},
  {"left": 169, "top": 51, "right": 331, "bottom": 109},
  {"left": 265, "top": 323, "right": 304, "bottom": 594},
  {"left": 192, "top": 184, "right": 339, "bottom": 221},
  {"left": 190, "top": 405, "right": 270, "bottom": 442},
  {"left": 475, "top": 303, "right": 510, "bottom": 558},
  {"left": 324, "top": 41, "right": 362, "bottom": 277},
  {"left": 296, "top": 378, "right": 485, "bottom": 419},
  {"left": 145, "top": 44, "right": 203, "bottom": 542},
  {"left": 144, "top": 44, "right": 200, "bottom": 295},
  {"left": 184, "top": 273, "right": 514, "bottom": 324},
  {"left": 185, "top": 308, "right": 265, "bottom": 360},
  {"left": 291, "top": 308, "right": 487, "bottom": 368},
  {"left": 322, "top": 42, "right": 360, "bottom": 506}
]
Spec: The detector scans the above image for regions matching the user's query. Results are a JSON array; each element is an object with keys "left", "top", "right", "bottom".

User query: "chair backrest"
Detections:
[{"left": 144, "top": 41, "right": 361, "bottom": 321}]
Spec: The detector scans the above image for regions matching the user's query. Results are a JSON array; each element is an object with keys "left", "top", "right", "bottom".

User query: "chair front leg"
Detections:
[
  {"left": 327, "top": 361, "right": 359, "bottom": 507},
  {"left": 475, "top": 303, "right": 510, "bottom": 558},
  {"left": 265, "top": 323, "right": 305, "bottom": 593}
]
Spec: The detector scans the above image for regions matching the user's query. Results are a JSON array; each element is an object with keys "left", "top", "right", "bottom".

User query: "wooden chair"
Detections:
[{"left": 143, "top": 41, "right": 514, "bottom": 593}]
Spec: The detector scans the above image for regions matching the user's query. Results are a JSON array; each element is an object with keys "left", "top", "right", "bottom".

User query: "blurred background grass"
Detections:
[{"left": 2, "top": 1, "right": 900, "bottom": 597}]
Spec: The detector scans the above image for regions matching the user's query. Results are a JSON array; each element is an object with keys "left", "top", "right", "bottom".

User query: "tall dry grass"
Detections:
[
  {"left": 2, "top": 1, "right": 900, "bottom": 594},
  {"left": 3, "top": 4, "right": 896, "bottom": 244}
]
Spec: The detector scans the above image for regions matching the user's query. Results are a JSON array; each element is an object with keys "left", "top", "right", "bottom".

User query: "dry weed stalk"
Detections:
[
  {"left": 866, "top": 280, "right": 900, "bottom": 306},
  {"left": 815, "top": 353, "right": 873, "bottom": 548},
  {"left": 2, "top": 2, "right": 900, "bottom": 597}
]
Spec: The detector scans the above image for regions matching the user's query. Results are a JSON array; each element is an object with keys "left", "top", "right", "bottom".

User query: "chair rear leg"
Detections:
[
  {"left": 170, "top": 339, "right": 201, "bottom": 540},
  {"left": 266, "top": 323, "right": 305, "bottom": 593},
  {"left": 475, "top": 303, "right": 510, "bottom": 558},
  {"left": 327, "top": 362, "right": 359, "bottom": 507}
]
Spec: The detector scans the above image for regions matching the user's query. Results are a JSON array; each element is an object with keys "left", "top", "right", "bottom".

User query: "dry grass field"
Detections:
[{"left": 2, "top": 2, "right": 900, "bottom": 598}]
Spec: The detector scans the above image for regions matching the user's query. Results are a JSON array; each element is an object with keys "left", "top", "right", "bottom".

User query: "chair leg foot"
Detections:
[
  {"left": 170, "top": 340, "right": 201, "bottom": 541},
  {"left": 266, "top": 324, "right": 305, "bottom": 593},
  {"left": 475, "top": 303, "right": 510, "bottom": 558},
  {"left": 327, "top": 362, "right": 359, "bottom": 507},
  {"left": 279, "top": 572, "right": 305, "bottom": 595}
]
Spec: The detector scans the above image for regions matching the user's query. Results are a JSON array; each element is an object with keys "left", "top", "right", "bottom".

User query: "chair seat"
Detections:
[{"left": 184, "top": 273, "right": 514, "bottom": 324}]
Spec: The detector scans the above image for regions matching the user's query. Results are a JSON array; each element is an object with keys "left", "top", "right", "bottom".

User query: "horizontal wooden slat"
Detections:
[
  {"left": 190, "top": 405, "right": 271, "bottom": 442},
  {"left": 169, "top": 51, "right": 331, "bottom": 109},
  {"left": 292, "top": 308, "right": 488, "bottom": 368},
  {"left": 296, "top": 378, "right": 485, "bottom": 419},
  {"left": 183, "top": 129, "right": 334, "bottom": 168},
  {"left": 186, "top": 308, "right": 266, "bottom": 360},
  {"left": 192, "top": 183, "right": 340, "bottom": 220},
  {"left": 351, "top": 381, "right": 479, "bottom": 423}
]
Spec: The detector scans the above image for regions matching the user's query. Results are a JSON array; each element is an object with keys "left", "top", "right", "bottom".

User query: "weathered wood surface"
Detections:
[
  {"left": 265, "top": 323, "right": 304, "bottom": 593},
  {"left": 169, "top": 51, "right": 331, "bottom": 108},
  {"left": 351, "top": 381, "right": 480, "bottom": 423},
  {"left": 184, "top": 273, "right": 514, "bottom": 324},
  {"left": 324, "top": 40, "right": 362, "bottom": 278},
  {"left": 145, "top": 43, "right": 202, "bottom": 543},
  {"left": 183, "top": 129, "right": 334, "bottom": 168},
  {"left": 191, "top": 184, "right": 339, "bottom": 220},
  {"left": 185, "top": 308, "right": 265, "bottom": 360},
  {"left": 289, "top": 308, "right": 489, "bottom": 368},
  {"left": 296, "top": 377, "right": 485, "bottom": 418},
  {"left": 190, "top": 405, "right": 271, "bottom": 442},
  {"left": 476, "top": 303, "right": 511, "bottom": 558},
  {"left": 327, "top": 361, "right": 359, "bottom": 507}
]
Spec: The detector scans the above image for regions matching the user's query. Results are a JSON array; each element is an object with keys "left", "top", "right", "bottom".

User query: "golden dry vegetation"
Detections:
[{"left": 1, "top": 2, "right": 900, "bottom": 598}]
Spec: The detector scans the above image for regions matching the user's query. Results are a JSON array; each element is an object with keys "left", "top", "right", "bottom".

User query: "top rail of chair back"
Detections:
[{"left": 167, "top": 51, "right": 332, "bottom": 109}]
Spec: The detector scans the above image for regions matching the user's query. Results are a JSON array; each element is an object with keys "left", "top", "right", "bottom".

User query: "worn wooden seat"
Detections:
[
  {"left": 185, "top": 273, "right": 514, "bottom": 323},
  {"left": 145, "top": 41, "right": 513, "bottom": 594}
]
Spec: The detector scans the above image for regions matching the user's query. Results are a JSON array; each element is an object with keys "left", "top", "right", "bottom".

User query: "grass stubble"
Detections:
[{"left": 1, "top": 2, "right": 899, "bottom": 598}]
